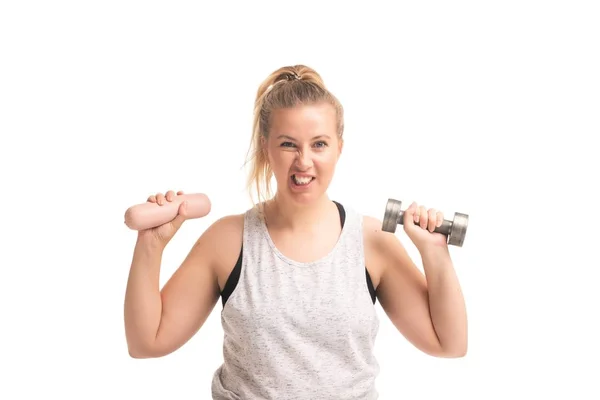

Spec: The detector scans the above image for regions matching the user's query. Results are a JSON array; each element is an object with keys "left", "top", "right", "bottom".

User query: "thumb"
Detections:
[{"left": 170, "top": 201, "right": 188, "bottom": 230}]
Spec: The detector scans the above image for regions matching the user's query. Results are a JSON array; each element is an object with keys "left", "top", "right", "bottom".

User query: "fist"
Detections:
[{"left": 403, "top": 202, "right": 448, "bottom": 250}]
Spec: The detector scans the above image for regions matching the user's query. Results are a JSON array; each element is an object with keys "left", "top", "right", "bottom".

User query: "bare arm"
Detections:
[
  {"left": 364, "top": 216, "right": 467, "bottom": 358},
  {"left": 420, "top": 246, "right": 468, "bottom": 357},
  {"left": 124, "top": 217, "right": 235, "bottom": 358}
]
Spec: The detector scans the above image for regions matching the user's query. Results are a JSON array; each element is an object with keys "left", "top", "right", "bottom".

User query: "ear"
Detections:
[{"left": 337, "top": 137, "right": 344, "bottom": 157}]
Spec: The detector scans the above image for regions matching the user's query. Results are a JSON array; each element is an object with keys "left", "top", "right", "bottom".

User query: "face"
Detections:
[{"left": 262, "top": 102, "right": 343, "bottom": 205}]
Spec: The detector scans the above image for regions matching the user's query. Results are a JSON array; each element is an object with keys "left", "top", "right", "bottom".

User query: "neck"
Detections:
[{"left": 266, "top": 193, "right": 333, "bottom": 232}]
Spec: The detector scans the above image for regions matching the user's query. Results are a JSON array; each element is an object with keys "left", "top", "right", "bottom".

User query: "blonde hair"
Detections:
[{"left": 245, "top": 65, "right": 345, "bottom": 208}]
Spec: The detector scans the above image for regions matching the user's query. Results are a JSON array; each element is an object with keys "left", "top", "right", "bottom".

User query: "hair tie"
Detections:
[{"left": 286, "top": 72, "right": 302, "bottom": 81}]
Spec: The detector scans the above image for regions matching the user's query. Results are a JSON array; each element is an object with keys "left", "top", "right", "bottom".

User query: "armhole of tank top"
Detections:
[
  {"left": 220, "top": 212, "right": 247, "bottom": 307},
  {"left": 333, "top": 201, "right": 377, "bottom": 305},
  {"left": 220, "top": 247, "right": 242, "bottom": 307}
]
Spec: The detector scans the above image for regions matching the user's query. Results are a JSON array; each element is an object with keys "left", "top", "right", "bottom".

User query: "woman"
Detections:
[{"left": 124, "top": 65, "right": 468, "bottom": 399}]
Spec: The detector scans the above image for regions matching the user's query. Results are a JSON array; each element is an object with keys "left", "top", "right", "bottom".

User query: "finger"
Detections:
[
  {"left": 427, "top": 208, "right": 437, "bottom": 232},
  {"left": 156, "top": 192, "right": 165, "bottom": 205},
  {"left": 147, "top": 194, "right": 156, "bottom": 203},
  {"left": 404, "top": 202, "right": 417, "bottom": 226},
  {"left": 436, "top": 211, "right": 443, "bottom": 228},
  {"left": 177, "top": 190, "right": 184, "bottom": 195},
  {"left": 419, "top": 205, "right": 428, "bottom": 229},
  {"left": 165, "top": 190, "right": 175, "bottom": 201}
]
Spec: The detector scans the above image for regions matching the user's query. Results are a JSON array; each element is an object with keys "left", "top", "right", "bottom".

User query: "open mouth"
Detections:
[{"left": 291, "top": 174, "right": 315, "bottom": 186}]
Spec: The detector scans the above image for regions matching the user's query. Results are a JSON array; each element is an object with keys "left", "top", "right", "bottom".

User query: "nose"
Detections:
[{"left": 294, "top": 149, "right": 313, "bottom": 170}]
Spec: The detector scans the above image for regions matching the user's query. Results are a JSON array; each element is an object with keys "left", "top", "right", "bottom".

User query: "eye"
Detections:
[
  {"left": 314, "top": 141, "right": 328, "bottom": 148},
  {"left": 280, "top": 141, "right": 296, "bottom": 147}
]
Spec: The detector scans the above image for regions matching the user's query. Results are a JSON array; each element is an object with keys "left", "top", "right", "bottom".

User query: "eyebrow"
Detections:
[{"left": 276, "top": 134, "right": 332, "bottom": 140}]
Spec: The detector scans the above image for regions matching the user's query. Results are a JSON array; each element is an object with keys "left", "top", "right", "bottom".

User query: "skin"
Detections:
[{"left": 123, "top": 102, "right": 468, "bottom": 359}]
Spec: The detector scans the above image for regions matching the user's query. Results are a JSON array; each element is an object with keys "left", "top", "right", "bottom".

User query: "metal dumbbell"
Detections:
[{"left": 382, "top": 198, "right": 469, "bottom": 247}]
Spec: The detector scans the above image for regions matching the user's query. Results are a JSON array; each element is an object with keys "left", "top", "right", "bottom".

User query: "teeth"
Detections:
[{"left": 293, "top": 175, "right": 312, "bottom": 185}]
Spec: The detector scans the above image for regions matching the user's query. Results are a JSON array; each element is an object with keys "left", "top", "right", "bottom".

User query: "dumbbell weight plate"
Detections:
[
  {"left": 448, "top": 212, "right": 468, "bottom": 247},
  {"left": 382, "top": 198, "right": 403, "bottom": 233}
]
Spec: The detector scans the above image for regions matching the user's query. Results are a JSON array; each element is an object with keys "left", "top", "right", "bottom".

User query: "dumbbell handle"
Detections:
[
  {"left": 383, "top": 198, "right": 469, "bottom": 246},
  {"left": 395, "top": 210, "right": 454, "bottom": 236}
]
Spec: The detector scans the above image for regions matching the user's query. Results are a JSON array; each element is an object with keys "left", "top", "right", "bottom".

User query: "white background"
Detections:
[{"left": 1, "top": 1, "right": 599, "bottom": 399}]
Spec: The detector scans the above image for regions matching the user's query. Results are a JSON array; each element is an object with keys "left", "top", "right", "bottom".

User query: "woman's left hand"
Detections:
[{"left": 403, "top": 202, "right": 449, "bottom": 252}]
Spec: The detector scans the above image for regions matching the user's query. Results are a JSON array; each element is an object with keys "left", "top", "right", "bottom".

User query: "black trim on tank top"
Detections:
[
  {"left": 220, "top": 202, "right": 377, "bottom": 306},
  {"left": 332, "top": 201, "right": 377, "bottom": 305}
]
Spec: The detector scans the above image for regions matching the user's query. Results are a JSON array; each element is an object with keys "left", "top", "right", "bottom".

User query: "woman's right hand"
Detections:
[{"left": 138, "top": 190, "right": 189, "bottom": 246}]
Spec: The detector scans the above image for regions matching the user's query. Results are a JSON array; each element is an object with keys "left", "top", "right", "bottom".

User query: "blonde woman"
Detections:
[{"left": 124, "top": 65, "right": 468, "bottom": 399}]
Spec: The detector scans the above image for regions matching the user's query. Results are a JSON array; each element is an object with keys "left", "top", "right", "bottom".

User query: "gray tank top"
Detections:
[{"left": 211, "top": 202, "right": 380, "bottom": 399}]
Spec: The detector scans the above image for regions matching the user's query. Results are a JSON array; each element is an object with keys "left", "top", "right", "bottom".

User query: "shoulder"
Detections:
[
  {"left": 362, "top": 214, "right": 382, "bottom": 235},
  {"left": 207, "top": 213, "right": 245, "bottom": 237},
  {"left": 192, "top": 212, "right": 245, "bottom": 262},
  {"left": 200, "top": 203, "right": 267, "bottom": 247},
  {"left": 361, "top": 215, "right": 390, "bottom": 257},
  {"left": 361, "top": 214, "right": 415, "bottom": 274},
  {"left": 192, "top": 212, "right": 246, "bottom": 290},
  {"left": 202, "top": 212, "right": 245, "bottom": 250}
]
